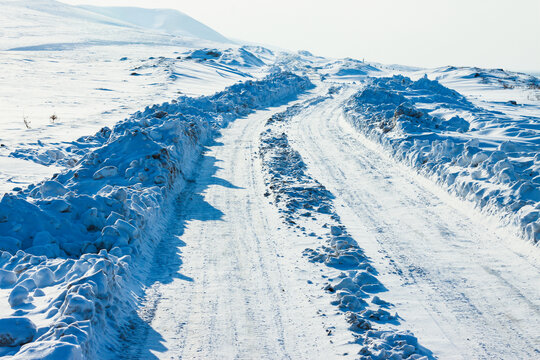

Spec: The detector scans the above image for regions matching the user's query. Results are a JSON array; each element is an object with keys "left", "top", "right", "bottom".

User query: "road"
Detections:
[
  {"left": 120, "top": 87, "right": 540, "bottom": 360},
  {"left": 119, "top": 99, "right": 358, "bottom": 359},
  {"left": 287, "top": 90, "right": 540, "bottom": 359}
]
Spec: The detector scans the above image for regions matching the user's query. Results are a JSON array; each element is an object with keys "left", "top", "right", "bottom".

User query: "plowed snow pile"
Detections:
[{"left": 345, "top": 75, "right": 540, "bottom": 242}]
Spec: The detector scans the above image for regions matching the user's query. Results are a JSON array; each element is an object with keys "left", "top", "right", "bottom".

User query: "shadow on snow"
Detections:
[{"left": 115, "top": 139, "right": 243, "bottom": 359}]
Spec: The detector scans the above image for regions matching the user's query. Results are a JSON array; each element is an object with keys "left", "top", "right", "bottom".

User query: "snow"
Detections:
[
  {"left": 13, "top": 341, "right": 82, "bottom": 360},
  {"left": 344, "top": 73, "right": 540, "bottom": 242},
  {"left": 0, "top": 317, "right": 37, "bottom": 347},
  {"left": 0, "top": 0, "right": 271, "bottom": 195},
  {"left": 0, "top": 0, "right": 229, "bottom": 51},
  {"left": 286, "top": 89, "right": 540, "bottom": 358},
  {"left": 1, "top": 1, "right": 540, "bottom": 358},
  {"left": 260, "top": 97, "right": 433, "bottom": 359},
  {"left": 78, "top": 6, "right": 230, "bottom": 44}
]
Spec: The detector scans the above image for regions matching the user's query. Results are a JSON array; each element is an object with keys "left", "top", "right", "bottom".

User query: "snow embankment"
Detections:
[
  {"left": 260, "top": 97, "right": 433, "bottom": 359},
  {"left": 344, "top": 75, "right": 539, "bottom": 243},
  {"left": 0, "top": 72, "right": 313, "bottom": 359}
]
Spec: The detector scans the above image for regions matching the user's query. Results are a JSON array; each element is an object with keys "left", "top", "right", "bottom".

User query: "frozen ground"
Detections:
[{"left": 1, "top": 1, "right": 540, "bottom": 359}]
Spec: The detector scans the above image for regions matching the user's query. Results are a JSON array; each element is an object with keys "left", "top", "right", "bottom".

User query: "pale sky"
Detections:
[{"left": 61, "top": 0, "right": 540, "bottom": 72}]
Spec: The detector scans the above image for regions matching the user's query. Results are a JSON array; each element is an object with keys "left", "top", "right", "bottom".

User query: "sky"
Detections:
[{"left": 61, "top": 0, "right": 540, "bottom": 72}]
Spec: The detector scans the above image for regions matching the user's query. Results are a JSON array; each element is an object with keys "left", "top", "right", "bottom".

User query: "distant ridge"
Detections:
[{"left": 80, "top": 5, "right": 230, "bottom": 43}]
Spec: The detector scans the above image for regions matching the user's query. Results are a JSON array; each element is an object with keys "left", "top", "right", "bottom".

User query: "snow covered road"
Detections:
[
  {"left": 116, "top": 87, "right": 540, "bottom": 359},
  {"left": 287, "top": 90, "right": 540, "bottom": 359},
  {"left": 3, "top": 1, "right": 539, "bottom": 358},
  {"left": 119, "top": 101, "right": 357, "bottom": 359}
]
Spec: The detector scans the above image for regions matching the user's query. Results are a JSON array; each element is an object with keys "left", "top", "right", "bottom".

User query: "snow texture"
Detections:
[{"left": 78, "top": 5, "right": 230, "bottom": 44}]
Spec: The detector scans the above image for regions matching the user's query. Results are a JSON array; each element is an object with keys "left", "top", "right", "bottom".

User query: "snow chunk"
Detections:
[
  {"left": 39, "top": 180, "right": 68, "bottom": 198},
  {"left": 14, "top": 340, "right": 82, "bottom": 360},
  {"left": 8, "top": 285, "right": 30, "bottom": 307},
  {"left": 0, "top": 269, "right": 17, "bottom": 287},
  {"left": 32, "top": 267, "right": 55, "bottom": 288},
  {"left": 0, "top": 236, "right": 21, "bottom": 254},
  {"left": 0, "top": 317, "right": 37, "bottom": 346},
  {"left": 92, "top": 166, "right": 118, "bottom": 180}
]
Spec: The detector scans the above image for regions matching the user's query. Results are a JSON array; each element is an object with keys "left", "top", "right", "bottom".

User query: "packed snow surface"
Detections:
[{"left": 260, "top": 99, "right": 433, "bottom": 359}]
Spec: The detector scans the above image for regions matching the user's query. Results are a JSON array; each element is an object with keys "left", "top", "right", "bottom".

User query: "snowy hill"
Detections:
[
  {"left": 0, "top": 0, "right": 230, "bottom": 50},
  {"left": 79, "top": 5, "right": 230, "bottom": 43}
]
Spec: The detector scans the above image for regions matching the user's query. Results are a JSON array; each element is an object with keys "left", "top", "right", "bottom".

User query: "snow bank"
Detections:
[
  {"left": 345, "top": 75, "right": 540, "bottom": 243},
  {"left": 321, "top": 58, "right": 381, "bottom": 79},
  {"left": 260, "top": 98, "right": 433, "bottom": 359},
  {"left": 0, "top": 72, "right": 313, "bottom": 358}
]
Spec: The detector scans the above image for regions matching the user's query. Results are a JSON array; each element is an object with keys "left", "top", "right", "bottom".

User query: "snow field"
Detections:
[
  {"left": 0, "top": 44, "right": 274, "bottom": 193},
  {"left": 0, "top": 72, "right": 312, "bottom": 358}
]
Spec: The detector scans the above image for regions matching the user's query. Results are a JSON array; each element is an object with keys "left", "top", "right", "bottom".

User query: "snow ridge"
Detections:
[
  {"left": 259, "top": 95, "right": 434, "bottom": 359},
  {"left": 0, "top": 72, "right": 313, "bottom": 359}
]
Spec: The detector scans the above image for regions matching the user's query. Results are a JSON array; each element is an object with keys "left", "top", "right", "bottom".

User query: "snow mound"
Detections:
[
  {"left": 345, "top": 75, "right": 540, "bottom": 243},
  {"left": 322, "top": 58, "right": 381, "bottom": 78},
  {"left": 183, "top": 47, "right": 266, "bottom": 68},
  {"left": 1, "top": 72, "right": 312, "bottom": 258},
  {"left": 0, "top": 317, "right": 37, "bottom": 347},
  {"left": 433, "top": 66, "right": 540, "bottom": 91}
]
